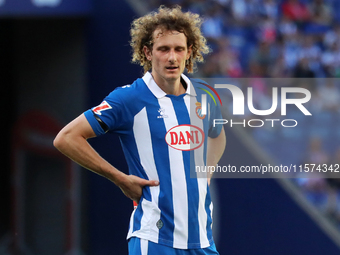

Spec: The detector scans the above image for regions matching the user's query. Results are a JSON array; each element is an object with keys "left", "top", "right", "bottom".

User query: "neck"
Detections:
[{"left": 151, "top": 73, "right": 186, "bottom": 96}]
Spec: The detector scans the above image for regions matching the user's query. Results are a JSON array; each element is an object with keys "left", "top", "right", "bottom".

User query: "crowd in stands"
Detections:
[
  {"left": 145, "top": 0, "right": 340, "bottom": 228},
  {"left": 147, "top": 0, "right": 340, "bottom": 79}
]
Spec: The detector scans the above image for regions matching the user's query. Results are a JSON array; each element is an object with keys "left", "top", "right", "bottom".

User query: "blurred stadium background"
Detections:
[{"left": 1, "top": 0, "right": 340, "bottom": 254}]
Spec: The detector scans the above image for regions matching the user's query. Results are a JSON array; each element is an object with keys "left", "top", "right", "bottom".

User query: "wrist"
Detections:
[{"left": 110, "top": 170, "right": 128, "bottom": 187}]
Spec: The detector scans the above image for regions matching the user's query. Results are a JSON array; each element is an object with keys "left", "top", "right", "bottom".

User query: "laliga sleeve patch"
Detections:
[{"left": 92, "top": 100, "right": 112, "bottom": 115}]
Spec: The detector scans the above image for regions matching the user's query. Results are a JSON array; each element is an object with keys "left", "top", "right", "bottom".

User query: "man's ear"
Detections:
[
  {"left": 187, "top": 45, "right": 193, "bottom": 60},
  {"left": 143, "top": 46, "right": 152, "bottom": 61}
]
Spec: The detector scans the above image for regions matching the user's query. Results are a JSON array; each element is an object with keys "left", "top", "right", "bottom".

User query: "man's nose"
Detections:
[{"left": 168, "top": 49, "right": 176, "bottom": 63}]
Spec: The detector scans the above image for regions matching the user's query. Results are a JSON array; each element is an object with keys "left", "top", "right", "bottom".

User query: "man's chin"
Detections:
[{"left": 164, "top": 73, "right": 180, "bottom": 81}]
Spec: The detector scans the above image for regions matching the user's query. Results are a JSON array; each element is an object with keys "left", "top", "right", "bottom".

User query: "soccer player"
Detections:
[{"left": 54, "top": 5, "right": 226, "bottom": 255}]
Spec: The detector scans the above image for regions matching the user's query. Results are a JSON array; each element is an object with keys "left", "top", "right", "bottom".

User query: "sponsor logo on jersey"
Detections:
[
  {"left": 157, "top": 107, "right": 168, "bottom": 119},
  {"left": 92, "top": 101, "right": 112, "bottom": 115},
  {"left": 165, "top": 125, "right": 204, "bottom": 151},
  {"left": 195, "top": 102, "right": 206, "bottom": 120}
]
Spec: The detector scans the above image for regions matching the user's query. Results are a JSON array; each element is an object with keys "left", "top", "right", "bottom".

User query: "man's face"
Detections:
[{"left": 144, "top": 28, "right": 192, "bottom": 85}]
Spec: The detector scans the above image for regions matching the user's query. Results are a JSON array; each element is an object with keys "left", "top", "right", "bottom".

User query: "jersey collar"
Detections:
[{"left": 142, "top": 71, "right": 197, "bottom": 99}]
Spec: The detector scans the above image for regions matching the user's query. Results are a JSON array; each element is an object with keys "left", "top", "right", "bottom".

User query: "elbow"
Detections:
[
  {"left": 53, "top": 130, "right": 68, "bottom": 152},
  {"left": 53, "top": 132, "right": 63, "bottom": 151}
]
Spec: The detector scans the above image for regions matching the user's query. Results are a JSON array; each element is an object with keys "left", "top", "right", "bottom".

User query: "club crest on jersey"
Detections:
[
  {"left": 165, "top": 125, "right": 204, "bottom": 151},
  {"left": 195, "top": 102, "right": 206, "bottom": 120},
  {"left": 92, "top": 101, "right": 112, "bottom": 115}
]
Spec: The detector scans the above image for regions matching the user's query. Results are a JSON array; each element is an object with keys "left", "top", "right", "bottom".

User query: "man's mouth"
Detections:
[{"left": 166, "top": 66, "right": 178, "bottom": 70}]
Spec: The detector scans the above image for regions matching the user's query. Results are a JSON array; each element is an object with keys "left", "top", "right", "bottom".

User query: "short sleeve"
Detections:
[
  {"left": 208, "top": 101, "right": 223, "bottom": 138},
  {"left": 84, "top": 109, "right": 107, "bottom": 136},
  {"left": 84, "top": 88, "right": 129, "bottom": 136}
]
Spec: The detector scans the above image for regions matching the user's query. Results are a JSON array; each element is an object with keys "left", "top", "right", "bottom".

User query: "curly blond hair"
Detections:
[{"left": 130, "top": 5, "right": 210, "bottom": 73}]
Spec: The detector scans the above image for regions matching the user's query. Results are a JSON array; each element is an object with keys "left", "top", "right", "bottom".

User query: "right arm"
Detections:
[{"left": 53, "top": 113, "right": 159, "bottom": 203}]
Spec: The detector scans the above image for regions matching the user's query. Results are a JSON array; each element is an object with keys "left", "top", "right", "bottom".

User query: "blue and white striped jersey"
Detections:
[{"left": 84, "top": 72, "right": 222, "bottom": 249}]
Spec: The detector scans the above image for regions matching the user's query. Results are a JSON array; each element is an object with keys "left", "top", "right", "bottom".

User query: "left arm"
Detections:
[{"left": 206, "top": 126, "right": 226, "bottom": 185}]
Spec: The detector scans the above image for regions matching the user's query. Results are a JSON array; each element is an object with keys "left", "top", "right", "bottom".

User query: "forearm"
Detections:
[
  {"left": 55, "top": 133, "right": 125, "bottom": 185},
  {"left": 54, "top": 114, "right": 159, "bottom": 203},
  {"left": 53, "top": 115, "right": 127, "bottom": 186}
]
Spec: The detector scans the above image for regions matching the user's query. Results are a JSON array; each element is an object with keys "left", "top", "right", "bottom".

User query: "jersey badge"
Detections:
[
  {"left": 92, "top": 101, "right": 112, "bottom": 115},
  {"left": 195, "top": 102, "right": 206, "bottom": 120},
  {"left": 156, "top": 219, "right": 163, "bottom": 229}
]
